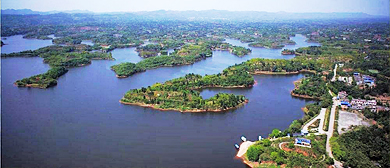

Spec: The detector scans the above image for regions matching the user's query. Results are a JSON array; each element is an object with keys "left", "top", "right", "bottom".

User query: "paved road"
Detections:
[
  {"left": 302, "top": 108, "right": 327, "bottom": 134},
  {"left": 279, "top": 142, "right": 288, "bottom": 150},
  {"left": 331, "top": 64, "right": 338, "bottom": 82},
  {"left": 327, "top": 64, "right": 343, "bottom": 167},
  {"left": 326, "top": 98, "right": 337, "bottom": 158},
  {"left": 326, "top": 96, "right": 343, "bottom": 167}
]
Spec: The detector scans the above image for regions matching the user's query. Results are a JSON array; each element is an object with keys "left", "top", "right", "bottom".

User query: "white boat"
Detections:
[
  {"left": 241, "top": 136, "right": 247, "bottom": 142},
  {"left": 234, "top": 143, "right": 240, "bottom": 149},
  {"left": 258, "top": 136, "right": 262, "bottom": 141}
]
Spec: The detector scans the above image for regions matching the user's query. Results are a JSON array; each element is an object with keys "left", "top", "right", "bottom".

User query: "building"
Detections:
[
  {"left": 301, "top": 129, "right": 309, "bottom": 136},
  {"left": 377, "top": 106, "right": 390, "bottom": 112},
  {"left": 338, "top": 91, "right": 348, "bottom": 100},
  {"left": 338, "top": 91, "right": 351, "bottom": 109},
  {"left": 292, "top": 133, "right": 303, "bottom": 137},
  {"left": 350, "top": 99, "right": 377, "bottom": 112},
  {"left": 337, "top": 91, "right": 350, "bottom": 108},
  {"left": 295, "top": 138, "right": 311, "bottom": 148},
  {"left": 340, "top": 101, "right": 351, "bottom": 106},
  {"left": 338, "top": 91, "right": 379, "bottom": 112},
  {"left": 353, "top": 73, "right": 375, "bottom": 87},
  {"left": 338, "top": 76, "right": 353, "bottom": 85}
]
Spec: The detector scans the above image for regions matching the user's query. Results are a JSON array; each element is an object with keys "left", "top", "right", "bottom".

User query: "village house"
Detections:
[
  {"left": 338, "top": 91, "right": 351, "bottom": 109},
  {"left": 337, "top": 91, "right": 348, "bottom": 100},
  {"left": 337, "top": 92, "right": 384, "bottom": 112},
  {"left": 351, "top": 99, "right": 377, "bottom": 112},
  {"left": 338, "top": 76, "right": 353, "bottom": 85},
  {"left": 353, "top": 73, "right": 375, "bottom": 87},
  {"left": 294, "top": 138, "right": 311, "bottom": 148}
]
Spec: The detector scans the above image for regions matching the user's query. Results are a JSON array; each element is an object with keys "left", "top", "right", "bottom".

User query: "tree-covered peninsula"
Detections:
[
  {"left": 120, "top": 66, "right": 254, "bottom": 112},
  {"left": 15, "top": 67, "right": 68, "bottom": 88},
  {"left": 229, "top": 57, "right": 329, "bottom": 75}
]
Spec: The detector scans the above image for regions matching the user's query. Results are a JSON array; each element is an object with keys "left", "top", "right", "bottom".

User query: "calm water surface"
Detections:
[
  {"left": 1, "top": 35, "right": 53, "bottom": 54},
  {"left": 2, "top": 34, "right": 318, "bottom": 167},
  {"left": 81, "top": 40, "right": 94, "bottom": 46}
]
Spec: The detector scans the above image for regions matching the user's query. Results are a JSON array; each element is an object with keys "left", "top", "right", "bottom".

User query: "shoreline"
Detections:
[
  {"left": 14, "top": 83, "right": 50, "bottom": 89},
  {"left": 290, "top": 91, "right": 320, "bottom": 100},
  {"left": 250, "top": 69, "right": 316, "bottom": 75},
  {"left": 112, "top": 58, "right": 207, "bottom": 78},
  {"left": 235, "top": 141, "right": 258, "bottom": 168},
  {"left": 251, "top": 71, "right": 299, "bottom": 75},
  {"left": 119, "top": 99, "right": 248, "bottom": 113},
  {"left": 192, "top": 84, "right": 252, "bottom": 89}
]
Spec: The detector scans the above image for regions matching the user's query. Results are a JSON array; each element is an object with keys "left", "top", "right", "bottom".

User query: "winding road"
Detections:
[
  {"left": 302, "top": 108, "right": 327, "bottom": 134},
  {"left": 303, "top": 64, "right": 342, "bottom": 167}
]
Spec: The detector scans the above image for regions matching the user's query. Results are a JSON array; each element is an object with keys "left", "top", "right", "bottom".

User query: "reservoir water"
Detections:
[
  {"left": 1, "top": 35, "right": 54, "bottom": 54},
  {"left": 2, "top": 34, "right": 319, "bottom": 167}
]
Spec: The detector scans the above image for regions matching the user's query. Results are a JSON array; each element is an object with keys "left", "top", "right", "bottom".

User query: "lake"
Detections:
[
  {"left": 1, "top": 34, "right": 318, "bottom": 167},
  {"left": 1, "top": 35, "right": 53, "bottom": 54}
]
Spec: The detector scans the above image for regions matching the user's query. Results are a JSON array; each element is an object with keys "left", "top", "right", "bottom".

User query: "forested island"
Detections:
[
  {"left": 228, "top": 46, "right": 252, "bottom": 56},
  {"left": 111, "top": 42, "right": 251, "bottom": 78},
  {"left": 247, "top": 36, "right": 295, "bottom": 49},
  {"left": 120, "top": 66, "right": 254, "bottom": 112},
  {"left": 3, "top": 45, "right": 114, "bottom": 88},
  {"left": 281, "top": 49, "right": 295, "bottom": 55}
]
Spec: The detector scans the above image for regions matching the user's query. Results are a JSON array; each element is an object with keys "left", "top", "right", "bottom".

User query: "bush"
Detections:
[
  {"left": 259, "top": 153, "right": 271, "bottom": 162},
  {"left": 288, "top": 142, "right": 295, "bottom": 149},
  {"left": 325, "top": 157, "right": 334, "bottom": 165},
  {"left": 261, "top": 139, "right": 272, "bottom": 147},
  {"left": 269, "top": 129, "right": 281, "bottom": 138},
  {"left": 330, "top": 137, "right": 346, "bottom": 161},
  {"left": 247, "top": 145, "right": 264, "bottom": 162}
]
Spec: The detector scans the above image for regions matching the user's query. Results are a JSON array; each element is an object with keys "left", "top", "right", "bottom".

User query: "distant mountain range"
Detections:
[
  {"left": 2, "top": 9, "right": 388, "bottom": 21},
  {"left": 1, "top": 9, "right": 93, "bottom": 15}
]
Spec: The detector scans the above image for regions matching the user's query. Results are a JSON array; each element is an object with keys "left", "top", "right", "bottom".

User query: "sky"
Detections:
[{"left": 2, "top": 0, "right": 389, "bottom": 16}]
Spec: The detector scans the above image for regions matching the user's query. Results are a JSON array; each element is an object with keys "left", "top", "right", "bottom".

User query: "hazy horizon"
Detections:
[{"left": 2, "top": 0, "right": 389, "bottom": 16}]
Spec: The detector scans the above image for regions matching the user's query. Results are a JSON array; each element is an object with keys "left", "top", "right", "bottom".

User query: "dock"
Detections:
[{"left": 236, "top": 141, "right": 255, "bottom": 157}]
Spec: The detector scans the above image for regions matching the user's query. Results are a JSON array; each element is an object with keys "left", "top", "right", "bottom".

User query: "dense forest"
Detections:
[
  {"left": 292, "top": 75, "right": 329, "bottom": 99},
  {"left": 121, "top": 67, "right": 254, "bottom": 111},
  {"left": 229, "top": 57, "right": 331, "bottom": 74},
  {"left": 1, "top": 45, "right": 95, "bottom": 57},
  {"left": 281, "top": 49, "right": 295, "bottom": 55},
  {"left": 229, "top": 46, "right": 251, "bottom": 56}
]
